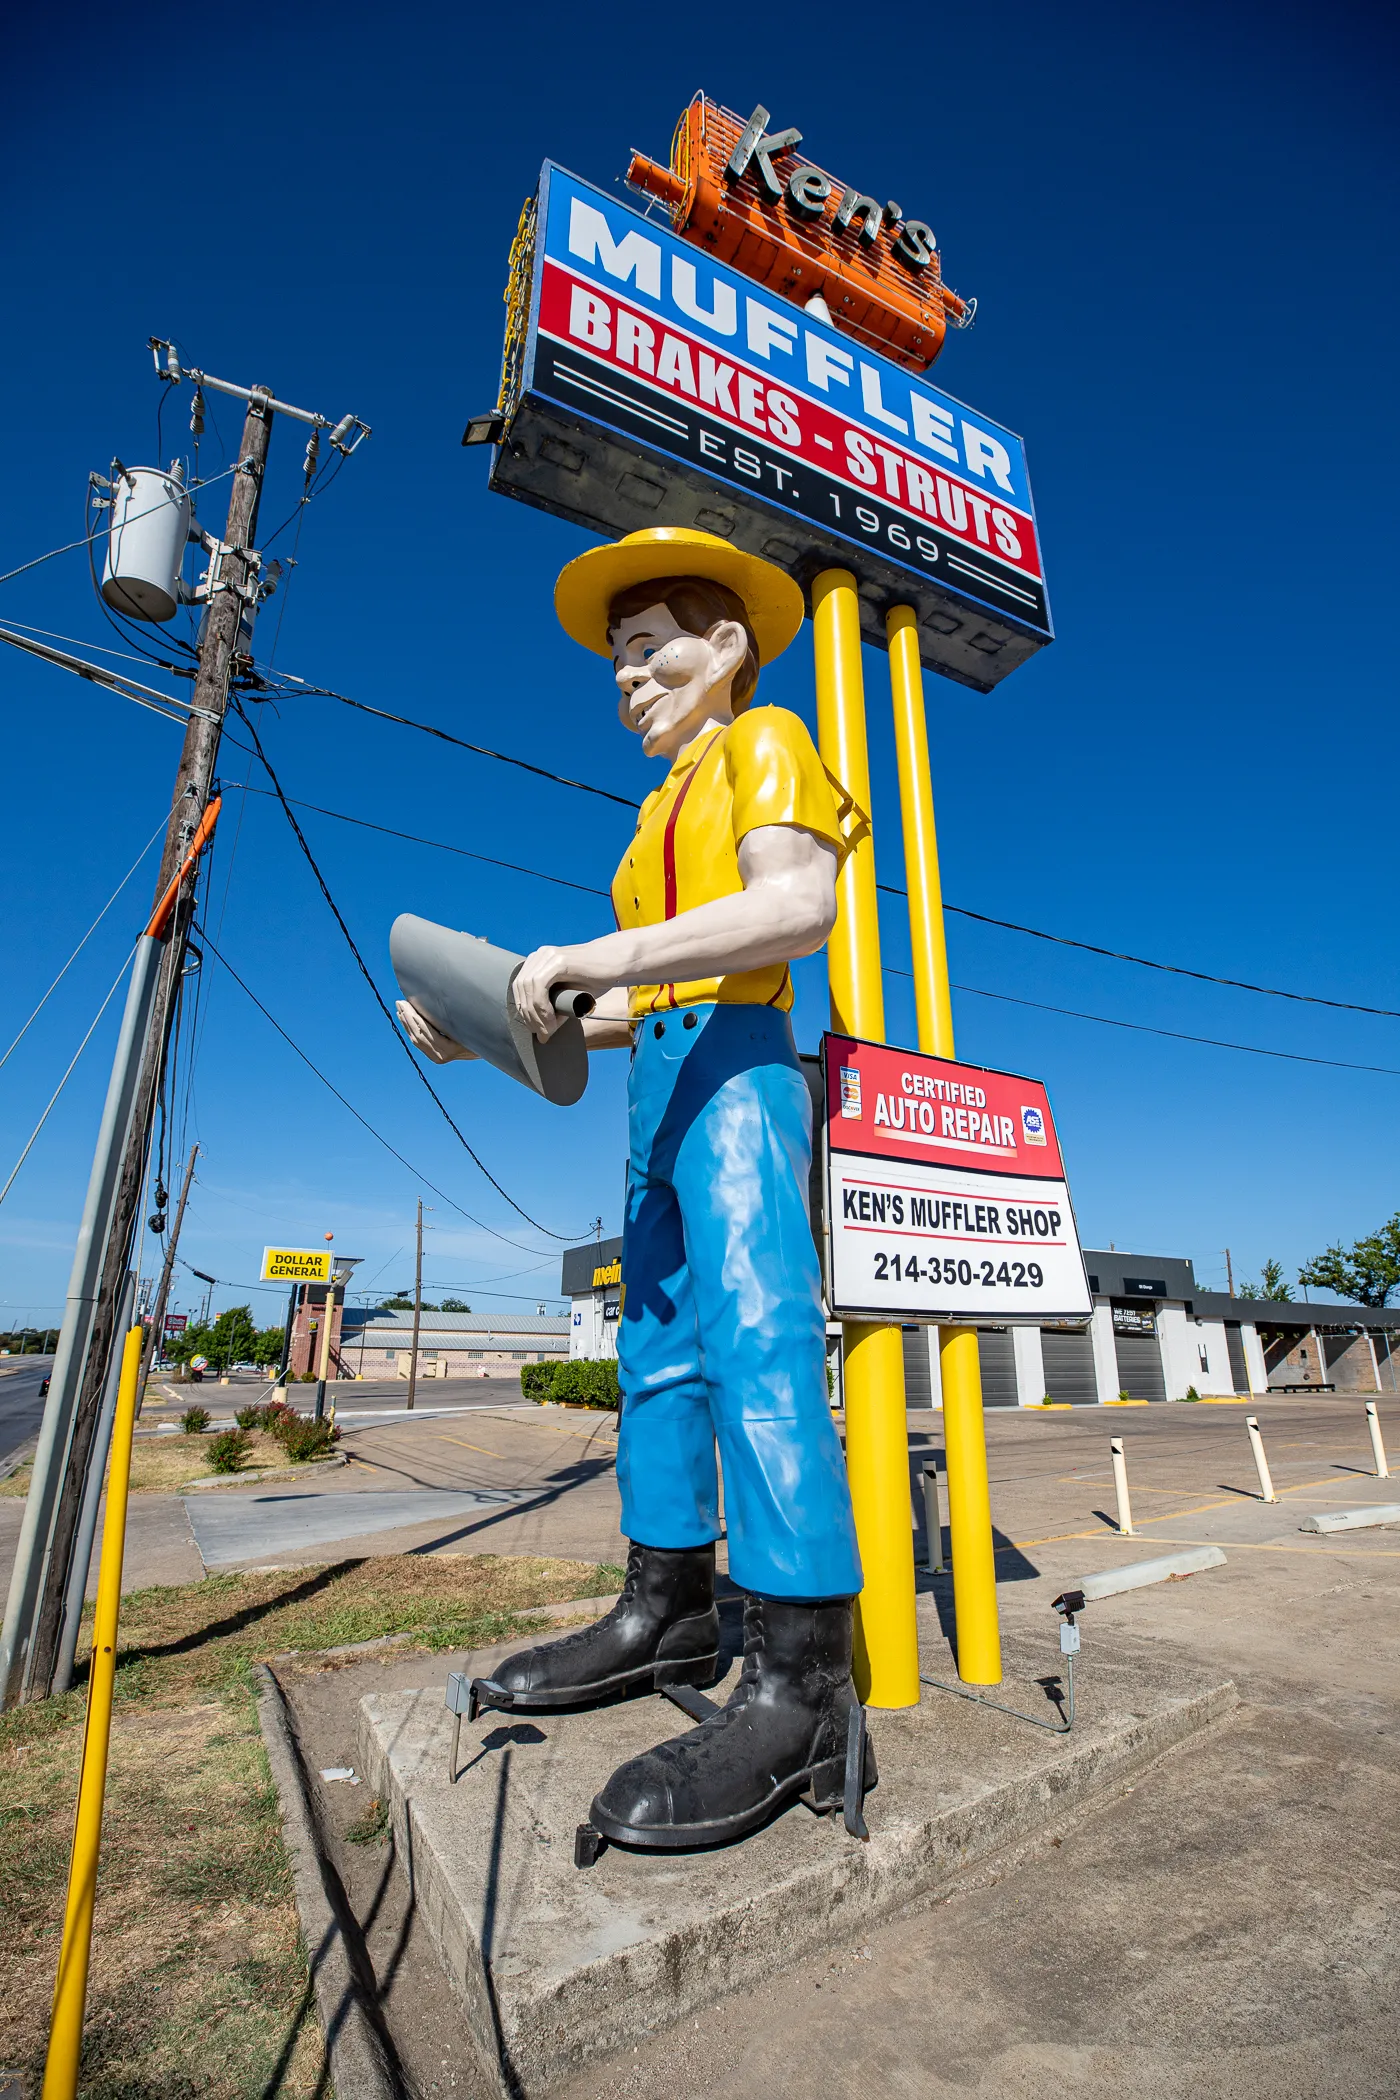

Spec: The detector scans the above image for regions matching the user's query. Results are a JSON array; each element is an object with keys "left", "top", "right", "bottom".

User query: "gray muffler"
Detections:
[{"left": 390, "top": 914, "right": 593, "bottom": 1107}]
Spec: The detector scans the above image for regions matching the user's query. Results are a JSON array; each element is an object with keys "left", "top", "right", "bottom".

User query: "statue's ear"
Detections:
[{"left": 704, "top": 618, "right": 748, "bottom": 689}]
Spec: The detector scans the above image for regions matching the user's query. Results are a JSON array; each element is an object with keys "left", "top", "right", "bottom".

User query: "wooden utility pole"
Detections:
[
  {"left": 18, "top": 397, "right": 273, "bottom": 1702},
  {"left": 406, "top": 1201, "right": 424, "bottom": 1412},
  {"left": 135, "top": 1141, "right": 200, "bottom": 1410},
  {"left": 1225, "top": 1248, "right": 1235, "bottom": 1296}
]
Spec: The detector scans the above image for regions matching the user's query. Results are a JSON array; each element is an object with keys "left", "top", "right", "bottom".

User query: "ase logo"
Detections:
[{"left": 1020, "top": 1104, "right": 1047, "bottom": 1147}]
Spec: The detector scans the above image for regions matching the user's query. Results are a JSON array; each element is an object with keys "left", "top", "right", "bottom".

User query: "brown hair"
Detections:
[{"left": 606, "top": 576, "right": 761, "bottom": 711}]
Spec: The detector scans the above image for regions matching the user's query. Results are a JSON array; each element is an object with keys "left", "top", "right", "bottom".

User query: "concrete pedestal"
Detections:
[{"left": 357, "top": 1602, "right": 1234, "bottom": 2096}]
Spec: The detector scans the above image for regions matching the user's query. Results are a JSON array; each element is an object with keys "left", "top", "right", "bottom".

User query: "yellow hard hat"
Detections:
[{"left": 554, "top": 527, "right": 805, "bottom": 664}]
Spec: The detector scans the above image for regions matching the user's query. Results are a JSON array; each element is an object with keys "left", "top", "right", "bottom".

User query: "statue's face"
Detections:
[{"left": 610, "top": 599, "right": 748, "bottom": 761}]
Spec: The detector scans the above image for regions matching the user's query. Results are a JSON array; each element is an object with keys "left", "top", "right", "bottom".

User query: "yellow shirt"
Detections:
[{"left": 611, "top": 706, "right": 854, "bottom": 1018}]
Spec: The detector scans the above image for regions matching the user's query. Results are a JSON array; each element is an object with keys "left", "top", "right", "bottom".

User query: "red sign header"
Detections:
[{"left": 824, "top": 1036, "right": 1066, "bottom": 1179}]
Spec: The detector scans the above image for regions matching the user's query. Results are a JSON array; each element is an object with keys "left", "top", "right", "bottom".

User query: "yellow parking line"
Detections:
[{"left": 1002, "top": 1475, "right": 1344, "bottom": 1550}]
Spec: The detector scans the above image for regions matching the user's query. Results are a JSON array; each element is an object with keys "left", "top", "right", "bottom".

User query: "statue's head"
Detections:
[
  {"left": 606, "top": 576, "right": 758, "bottom": 758},
  {"left": 553, "top": 529, "right": 804, "bottom": 762}
]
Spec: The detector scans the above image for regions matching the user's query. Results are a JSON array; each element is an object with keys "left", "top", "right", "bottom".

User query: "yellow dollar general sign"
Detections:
[{"left": 260, "top": 1247, "right": 332, "bottom": 1283}]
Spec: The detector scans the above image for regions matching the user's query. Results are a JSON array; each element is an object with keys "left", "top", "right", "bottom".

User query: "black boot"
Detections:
[
  {"left": 588, "top": 1592, "right": 876, "bottom": 1849},
  {"left": 483, "top": 1543, "right": 719, "bottom": 1710}
]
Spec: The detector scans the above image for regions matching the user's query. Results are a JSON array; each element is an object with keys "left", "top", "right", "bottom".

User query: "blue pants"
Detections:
[{"left": 616, "top": 1003, "right": 862, "bottom": 1599}]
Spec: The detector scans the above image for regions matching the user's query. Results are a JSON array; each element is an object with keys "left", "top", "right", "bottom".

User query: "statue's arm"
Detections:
[{"left": 512, "top": 824, "right": 837, "bottom": 1039}]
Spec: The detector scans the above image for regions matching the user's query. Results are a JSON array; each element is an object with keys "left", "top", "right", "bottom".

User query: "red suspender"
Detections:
[
  {"left": 661, "top": 754, "right": 704, "bottom": 921},
  {"left": 653, "top": 737, "right": 718, "bottom": 1011}
]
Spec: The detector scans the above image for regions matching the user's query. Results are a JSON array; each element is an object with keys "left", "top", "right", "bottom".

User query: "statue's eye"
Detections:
[{"left": 642, "top": 647, "right": 656, "bottom": 660}]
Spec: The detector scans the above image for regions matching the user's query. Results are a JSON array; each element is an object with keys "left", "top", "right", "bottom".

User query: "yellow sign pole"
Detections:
[
  {"left": 43, "top": 1324, "right": 145, "bottom": 2100},
  {"left": 886, "top": 606, "right": 1002, "bottom": 1685},
  {"left": 813, "top": 569, "right": 919, "bottom": 1710}
]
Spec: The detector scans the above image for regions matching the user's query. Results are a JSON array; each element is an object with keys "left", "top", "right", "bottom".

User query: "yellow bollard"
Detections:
[
  {"left": 43, "top": 1324, "right": 144, "bottom": 2100},
  {"left": 886, "top": 605, "right": 1003, "bottom": 1687},
  {"left": 812, "top": 569, "right": 919, "bottom": 1710},
  {"left": 939, "top": 1328, "right": 1003, "bottom": 1681}
]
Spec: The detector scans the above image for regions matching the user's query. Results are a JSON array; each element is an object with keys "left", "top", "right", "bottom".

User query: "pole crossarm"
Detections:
[{"left": 148, "top": 339, "right": 371, "bottom": 449}]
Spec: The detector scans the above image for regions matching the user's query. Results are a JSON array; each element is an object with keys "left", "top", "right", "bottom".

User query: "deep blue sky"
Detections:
[{"left": 2, "top": 0, "right": 1396, "bottom": 1328}]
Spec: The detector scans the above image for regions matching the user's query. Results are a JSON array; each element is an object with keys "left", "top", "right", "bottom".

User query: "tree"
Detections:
[
  {"left": 201, "top": 1305, "right": 260, "bottom": 1372},
  {"left": 378, "top": 1293, "right": 437, "bottom": 1312},
  {"left": 164, "top": 1321, "right": 214, "bottom": 1368},
  {"left": 1298, "top": 1215, "right": 1400, "bottom": 1308},
  {"left": 1237, "top": 1259, "right": 1293, "bottom": 1302},
  {"left": 439, "top": 1297, "right": 472, "bottom": 1313},
  {"left": 252, "top": 1325, "right": 285, "bottom": 1367}
]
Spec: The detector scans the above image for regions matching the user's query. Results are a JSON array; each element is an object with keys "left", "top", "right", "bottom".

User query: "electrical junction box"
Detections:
[{"left": 478, "top": 164, "right": 1052, "bottom": 694}]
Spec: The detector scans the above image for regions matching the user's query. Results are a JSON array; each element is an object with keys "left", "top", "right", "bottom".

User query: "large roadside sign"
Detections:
[
  {"left": 484, "top": 165, "right": 1050, "bottom": 694},
  {"left": 821, "top": 1034, "right": 1092, "bottom": 1325},
  {"left": 260, "top": 1247, "right": 332, "bottom": 1284}
]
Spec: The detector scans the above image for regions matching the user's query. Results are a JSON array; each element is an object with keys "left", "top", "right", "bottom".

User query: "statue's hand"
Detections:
[
  {"left": 512, "top": 944, "right": 576, "bottom": 1040},
  {"left": 397, "top": 998, "right": 477, "bottom": 1063}
]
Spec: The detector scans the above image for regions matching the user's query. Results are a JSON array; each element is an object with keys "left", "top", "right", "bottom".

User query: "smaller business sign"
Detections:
[
  {"left": 1112, "top": 1303, "right": 1158, "bottom": 1337},
  {"left": 260, "top": 1247, "right": 332, "bottom": 1284},
  {"left": 560, "top": 1234, "right": 624, "bottom": 1299},
  {"left": 163, "top": 1313, "right": 188, "bottom": 1333},
  {"left": 822, "top": 1034, "right": 1091, "bottom": 1325}
]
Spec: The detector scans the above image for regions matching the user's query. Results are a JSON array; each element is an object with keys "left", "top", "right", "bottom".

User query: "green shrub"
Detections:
[
  {"left": 549, "top": 1359, "right": 620, "bottom": 1410},
  {"left": 206, "top": 1429, "right": 252, "bottom": 1474},
  {"left": 520, "top": 1361, "right": 558, "bottom": 1401},
  {"left": 180, "top": 1406, "right": 211, "bottom": 1434},
  {"left": 280, "top": 1416, "right": 340, "bottom": 1462},
  {"left": 234, "top": 1406, "right": 262, "bottom": 1430},
  {"left": 1181, "top": 1385, "right": 1201, "bottom": 1402}
]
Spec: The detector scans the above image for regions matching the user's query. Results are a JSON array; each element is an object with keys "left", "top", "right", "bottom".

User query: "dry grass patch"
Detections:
[
  {"left": 0, "top": 1550, "right": 622, "bottom": 2094},
  {"left": 0, "top": 1428, "right": 334, "bottom": 1500}
]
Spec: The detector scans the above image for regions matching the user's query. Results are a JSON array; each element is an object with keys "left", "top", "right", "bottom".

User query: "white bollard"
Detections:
[
  {"left": 1366, "top": 1402, "right": 1390, "bottom": 1479},
  {"left": 922, "top": 1460, "right": 945, "bottom": 1572},
  {"left": 1246, "top": 1415, "right": 1276, "bottom": 1502},
  {"left": 1110, "top": 1437, "right": 1134, "bottom": 1535}
]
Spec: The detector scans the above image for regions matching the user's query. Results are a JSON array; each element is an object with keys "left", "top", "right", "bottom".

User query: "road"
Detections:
[{"left": 0, "top": 1355, "right": 53, "bottom": 1469}]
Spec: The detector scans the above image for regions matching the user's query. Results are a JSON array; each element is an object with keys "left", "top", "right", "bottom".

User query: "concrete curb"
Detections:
[
  {"left": 1079, "top": 1546, "right": 1227, "bottom": 1598},
  {"left": 254, "top": 1663, "right": 400, "bottom": 2100},
  {"left": 185, "top": 1454, "right": 350, "bottom": 1490},
  {"left": 1299, "top": 1503, "right": 1400, "bottom": 1534}
]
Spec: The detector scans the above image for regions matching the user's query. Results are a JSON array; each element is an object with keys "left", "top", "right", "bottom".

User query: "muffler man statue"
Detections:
[{"left": 399, "top": 527, "right": 871, "bottom": 1850}]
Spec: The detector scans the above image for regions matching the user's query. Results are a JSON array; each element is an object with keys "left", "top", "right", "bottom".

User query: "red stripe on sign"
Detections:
[{"left": 538, "top": 258, "right": 1043, "bottom": 582}]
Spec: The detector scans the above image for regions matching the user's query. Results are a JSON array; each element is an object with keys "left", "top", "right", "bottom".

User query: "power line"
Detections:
[
  {"left": 0, "top": 813, "right": 166, "bottom": 1072},
  {"left": 230, "top": 744, "right": 1400, "bottom": 1077},
  {"left": 879, "top": 888, "right": 1400, "bottom": 1023},
  {"left": 0, "top": 945, "right": 139, "bottom": 1210},
  {"left": 881, "top": 966, "right": 1400, "bottom": 1077},
  {"left": 194, "top": 925, "right": 573, "bottom": 1259},
  {"left": 263, "top": 679, "right": 641, "bottom": 809},
  {"left": 229, "top": 781, "right": 612, "bottom": 898},
  {"left": 232, "top": 701, "right": 581, "bottom": 1241},
  {"left": 0, "top": 465, "right": 237, "bottom": 589},
  {"left": 265, "top": 678, "right": 1399, "bottom": 1023}
]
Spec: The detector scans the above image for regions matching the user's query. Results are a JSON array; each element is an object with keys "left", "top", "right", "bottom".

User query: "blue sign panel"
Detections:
[{"left": 484, "top": 165, "right": 1052, "bottom": 690}]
